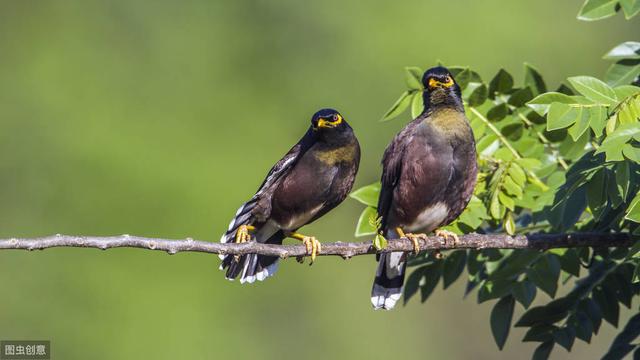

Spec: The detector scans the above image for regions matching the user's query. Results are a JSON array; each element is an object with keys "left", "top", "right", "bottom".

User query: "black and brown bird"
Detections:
[
  {"left": 371, "top": 66, "right": 478, "bottom": 310},
  {"left": 220, "top": 109, "right": 360, "bottom": 283}
]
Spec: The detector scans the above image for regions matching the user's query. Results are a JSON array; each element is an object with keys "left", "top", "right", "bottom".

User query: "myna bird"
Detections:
[
  {"left": 371, "top": 66, "right": 478, "bottom": 309},
  {"left": 220, "top": 109, "right": 360, "bottom": 283}
]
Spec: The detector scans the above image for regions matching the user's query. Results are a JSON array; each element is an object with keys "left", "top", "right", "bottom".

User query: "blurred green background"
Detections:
[{"left": 0, "top": 1, "right": 638, "bottom": 359}]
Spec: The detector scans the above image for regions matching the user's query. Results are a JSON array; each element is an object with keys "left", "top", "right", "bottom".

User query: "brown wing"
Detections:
[
  {"left": 377, "top": 118, "right": 423, "bottom": 230},
  {"left": 220, "top": 128, "right": 315, "bottom": 244}
]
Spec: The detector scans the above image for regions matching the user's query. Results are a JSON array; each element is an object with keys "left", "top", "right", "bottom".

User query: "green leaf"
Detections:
[
  {"left": 420, "top": 262, "right": 442, "bottom": 302},
  {"left": 627, "top": 240, "right": 640, "bottom": 259},
  {"left": 568, "top": 105, "right": 591, "bottom": 140},
  {"left": 548, "top": 175, "right": 588, "bottom": 231},
  {"left": 596, "top": 123, "right": 640, "bottom": 158},
  {"left": 468, "top": 83, "right": 488, "bottom": 107},
  {"left": 605, "top": 60, "right": 640, "bottom": 88},
  {"left": 559, "top": 250, "right": 581, "bottom": 277},
  {"left": 619, "top": 0, "right": 640, "bottom": 19},
  {"left": 410, "top": 91, "right": 424, "bottom": 118},
  {"left": 478, "top": 279, "right": 514, "bottom": 303},
  {"left": 618, "top": 97, "right": 640, "bottom": 124},
  {"left": 508, "top": 87, "right": 534, "bottom": 107},
  {"left": 490, "top": 250, "right": 540, "bottom": 280},
  {"left": 614, "top": 85, "right": 640, "bottom": 99},
  {"left": 443, "top": 250, "right": 467, "bottom": 289},
  {"left": 527, "top": 92, "right": 575, "bottom": 115},
  {"left": 405, "top": 66, "right": 423, "bottom": 90},
  {"left": 381, "top": 91, "right": 413, "bottom": 122},
  {"left": 626, "top": 193, "right": 640, "bottom": 222},
  {"left": 491, "top": 296, "right": 515, "bottom": 350},
  {"left": 487, "top": 103, "right": 508, "bottom": 121},
  {"left": 499, "top": 192, "right": 515, "bottom": 211},
  {"left": 602, "top": 313, "right": 640, "bottom": 360},
  {"left": 349, "top": 183, "right": 380, "bottom": 207},
  {"left": 607, "top": 170, "right": 625, "bottom": 207},
  {"left": 490, "top": 192, "right": 503, "bottom": 219},
  {"left": 615, "top": 161, "right": 630, "bottom": 200},
  {"left": 504, "top": 212, "right": 516, "bottom": 235},
  {"left": 577, "top": 0, "right": 618, "bottom": 21},
  {"left": 489, "top": 69, "right": 514, "bottom": 97},
  {"left": 593, "top": 286, "right": 619, "bottom": 327},
  {"left": 623, "top": 144, "right": 640, "bottom": 163},
  {"left": 373, "top": 233, "right": 387, "bottom": 250},
  {"left": 477, "top": 133, "right": 499, "bottom": 155},
  {"left": 579, "top": 298, "right": 603, "bottom": 334},
  {"left": 524, "top": 63, "right": 547, "bottom": 95},
  {"left": 527, "top": 255, "right": 561, "bottom": 298},
  {"left": 568, "top": 76, "right": 618, "bottom": 106},
  {"left": 516, "top": 298, "right": 572, "bottom": 327},
  {"left": 523, "top": 324, "right": 556, "bottom": 343},
  {"left": 589, "top": 106, "right": 607, "bottom": 137},
  {"left": 604, "top": 42, "right": 640, "bottom": 60},
  {"left": 547, "top": 103, "right": 580, "bottom": 131},
  {"left": 454, "top": 68, "right": 472, "bottom": 89},
  {"left": 512, "top": 280, "right": 537, "bottom": 308},
  {"left": 532, "top": 341, "right": 554, "bottom": 360},
  {"left": 508, "top": 162, "right": 526, "bottom": 186},
  {"left": 456, "top": 196, "right": 489, "bottom": 228},
  {"left": 574, "top": 312, "right": 594, "bottom": 343},
  {"left": 553, "top": 327, "right": 576, "bottom": 351},
  {"left": 355, "top": 206, "right": 378, "bottom": 237},
  {"left": 404, "top": 266, "right": 425, "bottom": 305},
  {"left": 515, "top": 157, "right": 542, "bottom": 171}
]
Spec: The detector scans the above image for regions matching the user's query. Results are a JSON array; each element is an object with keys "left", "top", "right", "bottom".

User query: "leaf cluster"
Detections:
[{"left": 349, "top": 2, "right": 640, "bottom": 357}]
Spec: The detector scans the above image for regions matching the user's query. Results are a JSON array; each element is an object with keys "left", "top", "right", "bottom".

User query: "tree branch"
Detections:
[{"left": 0, "top": 232, "right": 633, "bottom": 260}]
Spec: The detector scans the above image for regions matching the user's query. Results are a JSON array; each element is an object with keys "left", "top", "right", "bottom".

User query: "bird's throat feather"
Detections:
[
  {"left": 425, "top": 107, "right": 472, "bottom": 139},
  {"left": 314, "top": 142, "right": 359, "bottom": 165}
]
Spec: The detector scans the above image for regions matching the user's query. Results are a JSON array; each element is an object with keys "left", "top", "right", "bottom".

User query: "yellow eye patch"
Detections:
[
  {"left": 317, "top": 114, "right": 343, "bottom": 128},
  {"left": 428, "top": 76, "right": 454, "bottom": 88}
]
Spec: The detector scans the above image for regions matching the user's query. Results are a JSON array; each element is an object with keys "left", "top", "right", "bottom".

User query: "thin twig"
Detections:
[{"left": 0, "top": 233, "right": 632, "bottom": 260}]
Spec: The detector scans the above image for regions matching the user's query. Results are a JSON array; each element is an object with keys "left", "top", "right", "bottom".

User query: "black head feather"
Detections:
[
  {"left": 421, "top": 66, "right": 463, "bottom": 112},
  {"left": 310, "top": 108, "right": 352, "bottom": 138}
]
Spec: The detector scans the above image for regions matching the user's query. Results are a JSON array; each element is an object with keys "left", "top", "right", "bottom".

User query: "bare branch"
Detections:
[{"left": 0, "top": 233, "right": 633, "bottom": 260}]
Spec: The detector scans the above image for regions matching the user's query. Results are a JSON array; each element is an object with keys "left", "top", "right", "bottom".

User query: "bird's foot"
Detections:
[
  {"left": 235, "top": 225, "right": 255, "bottom": 244},
  {"left": 406, "top": 233, "right": 427, "bottom": 254},
  {"left": 302, "top": 236, "right": 322, "bottom": 264},
  {"left": 396, "top": 228, "right": 426, "bottom": 254},
  {"left": 435, "top": 229, "right": 459, "bottom": 247},
  {"left": 289, "top": 233, "right": 322, "bottom": 265}
]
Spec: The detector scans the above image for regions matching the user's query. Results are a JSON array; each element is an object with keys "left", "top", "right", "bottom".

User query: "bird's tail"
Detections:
[
  {"left": 219, "top": 199, "right": 284, "bottom": 283},
  {"left": 371, "top": 229, "right": 407, "bottom": 310}
]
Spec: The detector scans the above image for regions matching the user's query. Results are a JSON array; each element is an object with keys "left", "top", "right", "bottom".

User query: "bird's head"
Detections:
[
  {"left": 310, "top": 108, "right": 354, "bottom": 143},
  {"left": 311, "top": 108, "right": 347, "bottom": 131},
  {"left": 421, "top": 66, "right": 463, "bottom": 111}
]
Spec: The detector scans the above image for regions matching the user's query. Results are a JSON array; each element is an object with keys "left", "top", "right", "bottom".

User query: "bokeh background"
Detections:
[{"left": 0, "top": 1, "right": 638, "bottom": 359}]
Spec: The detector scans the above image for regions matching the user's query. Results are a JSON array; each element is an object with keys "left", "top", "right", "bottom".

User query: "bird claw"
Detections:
[
  {"left": 405, "top": 233, "right": 427, "bottom": 254},
  {"left": 301, "top": 236, "right": 322, "bottom": 265},
  {"left": 235, "top": 225, "right": 255, "bottom": 244},
  {"left": 435, "top": 229, "right": 459, "bottom": 247}
]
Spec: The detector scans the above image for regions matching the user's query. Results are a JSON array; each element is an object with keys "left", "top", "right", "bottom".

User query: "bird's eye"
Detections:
[{"left": 333, "top": 115, "right": 339, "bottom": 121}]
